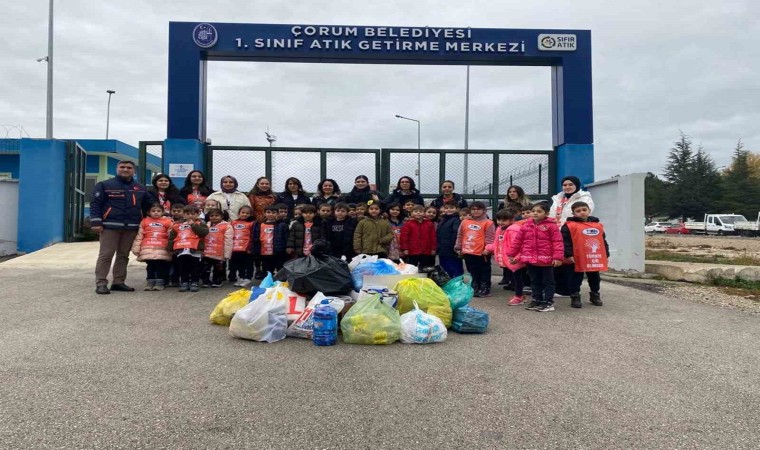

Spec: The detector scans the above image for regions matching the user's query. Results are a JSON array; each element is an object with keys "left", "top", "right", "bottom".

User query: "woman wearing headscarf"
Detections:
[
  {"left": 247, "top": 176, "right": 278, "bottom": 223},
  {"left": 275, "top": 177, "right": 311, "bottom": 219},
  {"left": 179, "top": 170, "right": 214, "bottom": 209},
  {"left": 549, "top": 175, "right": 595, "bottom": 297},
  {"left": 383, "top": 176, "right": 424, "bottom": 208},
  {"left": 430, "top": 180, "right": 468, "bottom": 210},
  {"left": 146, "top": 173, "right": 184, "bottom": 216},
  {"left": 341, "top": 175, "right": 385, "bottom": 204},
  {"left": 206, "top": 175, "right": 251, "bottom": 221},
  {"left": 549, "top": 176, "right": 594, "bottom": 226},
  {"left": 311, "top": 178, "right": 342, "bottom": 208}
]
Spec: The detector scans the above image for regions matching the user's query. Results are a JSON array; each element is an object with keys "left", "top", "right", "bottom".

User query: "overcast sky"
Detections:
[{"left": 3, "top": 0, "right": 759, "bottom": 188}]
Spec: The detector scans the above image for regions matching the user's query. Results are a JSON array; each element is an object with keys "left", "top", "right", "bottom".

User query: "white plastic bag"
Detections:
[
  {"left": 287, "top": 292, "right": 345, "bottom": 339},
  {"left": 348, "top": 253, "right": 378, "bottom": 271},
  {"left": 400, "top": 301, "right": 447, "bottom": 344},
  {"left": 395, "top": 259, "right": 419, "bottom": 275},
  {"left": 229, "top": 284, "right": 290, "bottom": 343}
]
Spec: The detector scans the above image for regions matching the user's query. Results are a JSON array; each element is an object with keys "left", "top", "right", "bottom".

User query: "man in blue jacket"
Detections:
[{"left": 90, "top": 160, "right": 152, "bottom": 294}]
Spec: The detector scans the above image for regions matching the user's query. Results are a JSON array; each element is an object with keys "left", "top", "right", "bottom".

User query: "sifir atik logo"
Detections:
[{"left": 193, "top": 23, "right": 218, "bottom": 48}]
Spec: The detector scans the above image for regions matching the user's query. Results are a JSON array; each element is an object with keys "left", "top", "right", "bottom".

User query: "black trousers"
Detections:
[
  {"left": 229, "top": 252, "right": 254, "bottom": 280},
  {"left": 505, "top": 267, "right": 526, "bottom": 296},
  {"left": 203, "top": 257, "right": 226, "bottom": 284},
  {"left": 527, "top": 265, "right": 555, "bottom": 305},
  {"left": 145, "top": 260, "right": 170, "bottom": 280},
  {"left": 177, "top": 255, "right": 202, "bottom": 284},
  {"left": 554, "top": 264, "right": 574, "bottom": 295},
  {"left": 260, "top": 254, "right": 286, "bottom": 276},
  {"left": 168, "top": 255, "right": 180, "bottom": 284},
  {"left": 570, "top": 270, "right": 601, "bottom": 294},
  {"left": 405, "top": 254, "right": 435, "bottom": 268},
  {"left": 463, "top": 254, "right": 491, "bottom": 290}
]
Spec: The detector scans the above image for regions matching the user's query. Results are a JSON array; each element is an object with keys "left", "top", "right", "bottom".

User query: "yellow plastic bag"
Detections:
[
  {"left": 209, "top": 289, "right": 251, "bottom": 326},
  {"left": 395, "top": 278, "right": 453, "bottom": 327},
  {"left": 341, "top": 294, "right": 401, "bottom": 345}
]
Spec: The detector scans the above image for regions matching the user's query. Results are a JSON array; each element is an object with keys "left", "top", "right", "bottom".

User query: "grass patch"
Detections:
[
  {"left": 646, "top": 250, "right": 760, "bottom": 266},
  {"left": 709, "top": 277, "right": 760, "bottom": 301}
]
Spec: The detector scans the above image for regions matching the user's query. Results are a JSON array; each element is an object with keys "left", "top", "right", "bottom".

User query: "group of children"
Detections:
[{"left": 131, "top": 193, "right": 609, "bottom": 313}]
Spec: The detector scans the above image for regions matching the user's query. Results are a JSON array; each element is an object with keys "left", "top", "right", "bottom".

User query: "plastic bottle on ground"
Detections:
[{"left": 313, "top": 299, "right": 338, "bottom": 346}]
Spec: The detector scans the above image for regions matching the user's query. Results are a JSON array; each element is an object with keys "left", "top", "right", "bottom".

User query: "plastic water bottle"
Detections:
[{"left": 312, "top": 299, "right": 337, "bottom": 346}]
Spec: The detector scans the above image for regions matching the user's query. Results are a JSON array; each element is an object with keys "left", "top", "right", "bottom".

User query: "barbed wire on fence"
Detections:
[
  {"left": 0, "top": 125, "right": 31, "bottom": 138},
  {"left": 467, "top": 158, "right": 547, "bottom": 195}
]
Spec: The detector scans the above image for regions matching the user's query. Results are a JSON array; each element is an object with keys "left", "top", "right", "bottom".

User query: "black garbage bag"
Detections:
[
  {"left": 427, "top": 265, "right": 451, "bottom": 287},
  {"left": 275, "top": 252, "right": 353, "bottom": 295}
]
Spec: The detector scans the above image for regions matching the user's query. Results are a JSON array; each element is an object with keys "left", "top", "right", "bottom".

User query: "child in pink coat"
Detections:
[
  {"left": 507, "top": 203, "right": 563, "bottom": 312},
  {"left": 487, "top": 209, "right": 527, "bottom": 306}
]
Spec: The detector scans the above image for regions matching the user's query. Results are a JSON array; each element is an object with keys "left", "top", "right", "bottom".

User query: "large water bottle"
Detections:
[{"left": 312, "top": 299, "right": 337, "bottom": 346}]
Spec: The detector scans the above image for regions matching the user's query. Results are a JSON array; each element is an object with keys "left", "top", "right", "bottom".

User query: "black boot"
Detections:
[
  {"left": 472, "top": 281, "right": 482, "bottom": 297},
  {"left": 497, "top": 268, "right": 509, "bottom": 285},
  {"left": 589, "top": 292, "right": 603, "bottom": 306},
  {"left": 570, "top": 293, "right": 582, "bottom": 308}
]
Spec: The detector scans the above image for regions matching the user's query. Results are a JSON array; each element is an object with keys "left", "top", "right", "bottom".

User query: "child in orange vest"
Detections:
[
  {"left": 454, "top": 201, "right": 495, "bottom": 297},
  {"left": 486, "top": 209, "right": 527, "bottom": 305},
  {"left": 169, "top": 205, "right": 209, "bottom": 292},
  {"left": 203, "top": 208, "right": 233, "bottom": 288},
  {"left": 131, "top": 203, "right": 173, "bottom": 291},
  {"left": 560, "top": 201, "right": 609, "bottom": 308},
  {"left": 229, "top": 205, "right": 256, "bottom": 287},
  {"left": 253, "top": 205, "right": 289, "bottom": 275}
]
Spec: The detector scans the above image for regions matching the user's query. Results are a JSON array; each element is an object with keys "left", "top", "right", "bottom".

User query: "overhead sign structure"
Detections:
[{"left": 166, "top": 22, "right": 594, "bottom": 186}]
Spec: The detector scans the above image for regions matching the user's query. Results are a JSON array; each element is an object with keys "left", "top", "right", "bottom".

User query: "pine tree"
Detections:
[
  {"left": 663, "top": 132, "right": 698, "bottom": 220},
  {"left": 644, "top": 172, "right": 668, "bottom": 220},
  {"left": 686, "top": 145, "right": 721, "bottom": 218},
  {"left": 721, "top": 140, "right": 760, "bottom": 218}
]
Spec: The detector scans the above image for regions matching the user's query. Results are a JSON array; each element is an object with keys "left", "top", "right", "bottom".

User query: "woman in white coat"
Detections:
[
  {"left": 549, "top": 175, "right": 595, "bottom": 297},
  {"left": 549, "top": 176, "right": 594, "bottom": 226},
  {"left": 206, "top": 175, "right": 251, "bottom": 221}
]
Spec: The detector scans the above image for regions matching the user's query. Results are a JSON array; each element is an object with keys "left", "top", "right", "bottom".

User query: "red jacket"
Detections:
[
  {"left": 400, "top": 219, "right": 437, "bottom": 255},
  {"left": 507, "top": 218, "right": 563, "bottom": 266}
]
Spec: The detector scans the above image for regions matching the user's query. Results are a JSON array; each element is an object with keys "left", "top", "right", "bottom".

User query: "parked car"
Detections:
[
  {"left": 664, "top": 224, "right": 690, "bottom": 235},
  {"left": 644, "top": 222, "right": 671, "bottom": 234}
]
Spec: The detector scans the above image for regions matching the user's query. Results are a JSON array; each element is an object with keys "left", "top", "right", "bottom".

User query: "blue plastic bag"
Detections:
[
  {"left": 259, "top": 272, "right": 275, "bottom": 289},
  {"left": 249, "top": 287, "right": 266, "bottom": 303},
  {"left": 351, "top": 261, "right": 399, "bottom": 291},
  {"left": 442, "top": 275, "right": 474, "bottom": 309},
  {"left": 451, "top": 306, "right": 489, "bottom": 334}
]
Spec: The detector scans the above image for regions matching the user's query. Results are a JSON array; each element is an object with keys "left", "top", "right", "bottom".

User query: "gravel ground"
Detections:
[
  {"left": 659, "top": 283, "right": 760, "bottom": 314},
  {"left": 647, "top": 234, "right": 760, "bottom": 259}
]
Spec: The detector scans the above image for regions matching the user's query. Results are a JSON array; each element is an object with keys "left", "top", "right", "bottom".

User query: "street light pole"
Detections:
[
  {"left": 106, "top": 90, "right": 115, "bottom": 139},
  {"left": 46, "top": 0, "right": 54, "bottom": 138},
  {"left": 394, "top": 114, "right": 421, "bottom": 191}
]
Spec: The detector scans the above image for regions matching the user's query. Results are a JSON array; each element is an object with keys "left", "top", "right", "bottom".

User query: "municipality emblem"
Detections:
[{"left": 193, "top": 23, "right": 218, "bottom": 48}]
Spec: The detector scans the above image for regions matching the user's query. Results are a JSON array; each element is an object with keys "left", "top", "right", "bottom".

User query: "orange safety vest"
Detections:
[
  {"left": 232, "top": 220, "right": 254, "bottom": 252},
  {"left": 460, "top": 218, "right": 493, "bottom": 255},
  {"left": 187, "top": 191, "right": 207, "bottom": 208},
  {"left": 204, "top": 222, "right": 230, "bottom": 259},
  {"left": 260, "top": 223, "right": 275, "bottom": 256},
  {"left": 172, "top": 222, "right": 202, "bottom": 250},
  {"left": 566, "top": 221, "right": 608, "bottom": 272},
  {"left": 140, "top": 217, "right": 173, "bottom": 248}
]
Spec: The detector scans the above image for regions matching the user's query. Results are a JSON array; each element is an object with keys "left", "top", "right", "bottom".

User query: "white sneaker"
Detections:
[
  {"left": 554, "top": 293, "right": 569, "bottom": 298},
  {"left": 238, "top": 278, "right": 251, "bottom": 287},
  {"left": 232, "top": 279, "right": 243, "bottom": 287}
]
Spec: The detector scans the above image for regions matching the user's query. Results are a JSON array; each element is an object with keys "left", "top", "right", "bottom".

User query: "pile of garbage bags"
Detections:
[{"left": 209, "top": 256, "right": 489, "bottom": 345}]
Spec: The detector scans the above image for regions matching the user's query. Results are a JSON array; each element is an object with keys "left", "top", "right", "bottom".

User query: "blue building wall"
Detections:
[{"left": 86, "top": 155, "right": 100, "bottom": 174}]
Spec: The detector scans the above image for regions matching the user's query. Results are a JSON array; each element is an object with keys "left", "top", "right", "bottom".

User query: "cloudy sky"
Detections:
[{"left": 3, "top": 0, "right": 759, "bottom": 190}]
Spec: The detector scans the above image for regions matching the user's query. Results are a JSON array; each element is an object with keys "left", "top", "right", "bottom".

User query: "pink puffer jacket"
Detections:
[
  {"left": 486, "top": 224, "right": 525, "bottom": 271},
  {"left": 507, "top": 218, "right": 563, "bottom": 266},
  {"left": 131, "top": 219, "right": 173, "bottom": 261}
]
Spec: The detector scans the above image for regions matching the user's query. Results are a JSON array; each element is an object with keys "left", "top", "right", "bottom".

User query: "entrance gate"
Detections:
[
  {"left": 64, "top": 141, "right": 87, "bottom": 241},
  {"left": 206, "top": 146, "right": 554, "bottom": 207}
]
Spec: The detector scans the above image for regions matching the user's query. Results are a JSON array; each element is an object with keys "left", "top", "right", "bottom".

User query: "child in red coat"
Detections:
[
  {"left": 486, "top": 209, "right": 527, "bottom": 306},
  {"left": 400, "top": 205, "right": 437, "bottom": 268},
  {"left": 508, "top": 203, "right": 563, "bottom": 312}
]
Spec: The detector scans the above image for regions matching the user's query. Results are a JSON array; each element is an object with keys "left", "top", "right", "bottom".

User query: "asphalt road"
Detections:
[{"left": 1, "top": 263, "right": 759, "bottom": 449}]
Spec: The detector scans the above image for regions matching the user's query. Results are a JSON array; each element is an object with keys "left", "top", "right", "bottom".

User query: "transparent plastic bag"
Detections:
[
  {"left": 442, "top": 275, "right": 474, "bottom": 309},
  {"left": 400, "top": 301, "right": 447, "bottom": 344},
  {"left": 351, "top": 260, "right": 399, "bottom": 291},
  {"left": 341, "top": 294, "right": 401, "bottom": 345},
  {"left": 348, "top": 254, "right": 378, "bottom": 271},
  {"left": 229, "top": 284, "right": 290, "bottom": 342},
  {"left": 395, "top": 277, "right": 452, "bottom": 327}
]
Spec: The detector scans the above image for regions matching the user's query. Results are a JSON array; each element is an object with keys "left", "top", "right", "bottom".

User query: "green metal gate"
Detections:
[
  {"left": 138, "top": 141, "right": 165, "bottom": 185},
  {"left": 206, "top": 146, "right": 382, "bottom": 194},
  {"left": 64, "top": 141, "right": 87, "bottom": 241},
  {"left": 381, "top": 148, "right": 555, "bottom": 209}
]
